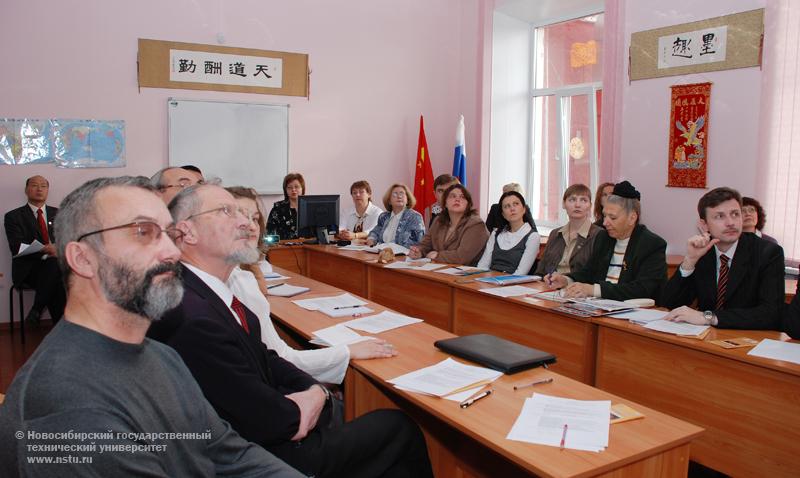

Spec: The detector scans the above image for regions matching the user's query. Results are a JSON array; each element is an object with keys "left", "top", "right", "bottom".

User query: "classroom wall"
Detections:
[
  {"left": 617, "top": 0, "right": 767, "bottom": 252},
  {"left": 0, "top": 0, "right": 488, "bottom": 323}
]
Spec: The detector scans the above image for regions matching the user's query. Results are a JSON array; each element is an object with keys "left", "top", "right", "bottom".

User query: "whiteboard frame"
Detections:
[{"left": 167, "top": 97, "right": 289, "bottom": 195}]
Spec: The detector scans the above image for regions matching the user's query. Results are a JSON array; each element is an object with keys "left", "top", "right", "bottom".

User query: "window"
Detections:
[{"left": 530, "top": 14, "right": 603, "bottom": 226}]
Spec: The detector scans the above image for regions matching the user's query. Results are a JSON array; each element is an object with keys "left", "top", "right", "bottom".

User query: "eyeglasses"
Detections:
[
  {"left": 77, "top": 221, "right": 184, "bottom": 244},
  {"left": 186, "top": 204, "right": 256, "bottom": 222},
  {"left": 160, "top": 179, "right": 205, "bottom": 191},
  {"left": 391, "top": 191, "right": 407, "bottom": 198},
  {"left": 741, "top": 206, "right": 757, "bottom": 214}
]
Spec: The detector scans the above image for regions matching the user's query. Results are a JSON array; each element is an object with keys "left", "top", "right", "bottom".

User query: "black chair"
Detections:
[{"left": 9, "top": 283, "right": 34, "bottom": 344}]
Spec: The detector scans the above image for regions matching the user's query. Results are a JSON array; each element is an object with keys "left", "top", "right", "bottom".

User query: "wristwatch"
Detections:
[{"left": 703, "top": 310, "right": 714, "bottom": 325}]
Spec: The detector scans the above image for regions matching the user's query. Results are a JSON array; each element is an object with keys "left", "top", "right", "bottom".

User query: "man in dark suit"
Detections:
[
  {"left": 662, "top": 187, "right": 785, "bottom": 330},
  {"left": 4, "top": 175, "right": 65, "bottom": 323},
  {"left": 783, "top": 283, "right": 800, "bottom": 339},
  {"left": 148, "top": 184, "right": 433, "bottom": 478},
  {"left": 546, "top": 181, "right": 667, "bottom": 301}
]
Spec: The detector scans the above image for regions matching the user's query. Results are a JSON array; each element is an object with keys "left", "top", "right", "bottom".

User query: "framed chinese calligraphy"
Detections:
[
  {"left": 629, "top": 9, "right": 763, "bottom": 81},
  {"left": 667, "top": 83, "right": 711, "bottom": 188},
  {"left": 138, "top": 39, "right": 308, "bottom": 97}
]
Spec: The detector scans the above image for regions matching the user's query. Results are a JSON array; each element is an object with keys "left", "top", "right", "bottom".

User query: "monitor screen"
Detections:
[{"left": 297, "top": 195, "right": 339, "bottom": 244}]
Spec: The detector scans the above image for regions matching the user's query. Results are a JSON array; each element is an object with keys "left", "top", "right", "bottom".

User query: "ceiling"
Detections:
[{"left": 494, "top": 0, "right": 604, "bottom": 25}]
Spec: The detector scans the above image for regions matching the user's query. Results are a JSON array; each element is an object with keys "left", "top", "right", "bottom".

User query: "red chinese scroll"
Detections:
[{"left": 667, "top": 82, "right": 711, "bottom": 188}]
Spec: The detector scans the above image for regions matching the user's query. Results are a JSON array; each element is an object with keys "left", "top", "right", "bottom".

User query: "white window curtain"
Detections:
[{"left": 759, "top": 0, "right": 800, "bottom": 262}]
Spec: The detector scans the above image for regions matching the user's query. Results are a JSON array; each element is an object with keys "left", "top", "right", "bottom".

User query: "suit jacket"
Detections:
[
  {"left": 417, "top": 214, "right": 488, "bottom": 266},
  {"left": 783, "top": 281, "right": 800, "bottom": 339},
  {"left": 367, "top": 208, "right": 426, "bottom": 249},
  {"left": 567, "top": 224, "right": 667, "bottom": 301},
  {"left": 661, "top": 233, "right": 785, "bottom": 330},
  {"left": 148, "top": 265, "right": 317, "bottom": 447},
  {"left": 534, "top": 222, "right": 603, "bottom": 275},
  {"left": 4, "top": 204, "right": 58, "bottom": 284}
]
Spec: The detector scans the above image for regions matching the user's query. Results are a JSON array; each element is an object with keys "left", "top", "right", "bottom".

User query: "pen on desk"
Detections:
[
  {"left": 334, "top": 305, "right": 363, "bottom": 310},
  {"left": 266, "top": 283, "right": 286, "bottom": 289},
  {"left": 513, "top": 378, "right": 553, "bottom": 390},
  {"left": 460, "top": 388, "right": 492, "bottom": 409},
  {"left": 560, "top": 424, "right": 568, "bottom": 450}
]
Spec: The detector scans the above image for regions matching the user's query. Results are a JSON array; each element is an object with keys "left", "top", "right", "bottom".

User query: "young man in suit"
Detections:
[
  {"left": 662, "top": 187, "right": 785, "bottom": 329},
  {"left": 0, "top": 176, "right": 302, "bottom": 477},
  {"left": 4, "top": 175, "right": 66, "bottom": 323},
  {"left": 546, "top": 181, "right": 667, "bottom": 301},
  {"left": 149, "top": 184, "right": 433, "bottom": 478}
]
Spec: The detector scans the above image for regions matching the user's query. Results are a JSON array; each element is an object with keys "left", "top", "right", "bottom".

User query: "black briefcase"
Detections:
[{"left": 434, "top": 334, "right": 556, "bottom": 374}]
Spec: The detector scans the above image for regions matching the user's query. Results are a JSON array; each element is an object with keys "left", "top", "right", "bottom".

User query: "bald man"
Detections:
[{"left": 4, "top": 175, "right": 66, "bottom": 324}]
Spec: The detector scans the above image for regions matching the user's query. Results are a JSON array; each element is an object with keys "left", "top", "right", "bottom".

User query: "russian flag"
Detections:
[{"left": 452, "top": 115, "right": 467, "bottom": 186}]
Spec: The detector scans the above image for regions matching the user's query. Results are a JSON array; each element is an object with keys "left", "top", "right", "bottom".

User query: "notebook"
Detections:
[{"left": 434, "top": 334, "right": 556, "bottom": 374}]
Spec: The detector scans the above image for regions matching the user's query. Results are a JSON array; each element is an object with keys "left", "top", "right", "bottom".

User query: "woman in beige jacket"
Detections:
[{"left": 408, "top": 184, "right": 489, "bottom": 266}]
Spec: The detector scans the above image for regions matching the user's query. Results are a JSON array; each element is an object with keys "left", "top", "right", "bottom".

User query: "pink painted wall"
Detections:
[
  {"left": 617, "top": 0, "right": 767, "bottom": 252},
  {"left": 0, "top": 0, "right": 487, "bottom": 323}
]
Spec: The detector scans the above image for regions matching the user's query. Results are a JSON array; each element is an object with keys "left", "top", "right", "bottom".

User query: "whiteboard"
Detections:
[{"left": 168, "top": 99, "right": 288, "bottom": 194}]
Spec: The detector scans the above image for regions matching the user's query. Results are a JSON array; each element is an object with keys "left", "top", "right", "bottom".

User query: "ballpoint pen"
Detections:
[
  {"left": 459, "top": 388, "right": 492, "bottom": 409},
  {"left": 560, "top": 424, "right": 568, "bottom": 450},
  {"left": 266, "top": 282, "right": 286, "bottom": 289},
  {"left": 334, "top": 305, "right": 363, "bottom": 310},
  {"left": 513, "top": 378, "right": 553, "bottom": 390}
]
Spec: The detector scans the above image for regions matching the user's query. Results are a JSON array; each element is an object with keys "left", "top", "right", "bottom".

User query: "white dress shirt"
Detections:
[
  {"left": 679, "top": 241, "right": 738, "bottom": 281},
  {"left": 340, "top": 201, "right": 383, "bottom": 234},
  {"left": 476, "top": 223, "right": 540, "bottom": 275},
  {"left": 28, "top": 203, "right": 49, "bottom": 223},
  {"left": 226, "top": 267, "right": 350, "bottom": 384},
  {"left": 382, "top": 210, "right": 404, "bottom": 244}
]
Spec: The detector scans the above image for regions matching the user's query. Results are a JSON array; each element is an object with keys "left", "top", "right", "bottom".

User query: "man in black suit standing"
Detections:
[
  {"left": 4, "top": 175, "right": 65, "bottom": 323},
  {"left": 662, "top": 187, "right": 785, "bottom": 330},
  {"left": 149, "top": 184, "right": 433, "bottom": 478}
]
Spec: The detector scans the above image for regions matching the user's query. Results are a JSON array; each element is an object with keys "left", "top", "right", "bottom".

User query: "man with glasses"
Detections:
[
  {"left": 4, "top": 175, "right": 66, "bottom": 324},
  {"left": 149, "top": 183, "right": 433, "bottom": 478},
  {"left": 150, "top": 166, "right": 205, "bottom": 205},
  {"left": 0, "top": 176, "right": 302, "bottom": 477},
  {"left": 662, "top": 187, "right": 785, "bottom": 330}
]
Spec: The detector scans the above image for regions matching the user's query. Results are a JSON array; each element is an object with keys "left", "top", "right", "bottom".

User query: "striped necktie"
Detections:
[
  {"left": 715, "top": 254, "right": 729, "bottom": 310},
  {"left": 230, "top": 296, "right": 251, "bottom": 333}
]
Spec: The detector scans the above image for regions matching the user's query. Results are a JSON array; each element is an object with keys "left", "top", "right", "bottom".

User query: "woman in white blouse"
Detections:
[
  {"left": 477, "top": 191, "right": 540, "bottom": 275},
  {"left": 338, "top": 180, "right": 383, "bottom": 242},
  {"left": 225, "top": 186, "right": 396, "bottom": 384}
]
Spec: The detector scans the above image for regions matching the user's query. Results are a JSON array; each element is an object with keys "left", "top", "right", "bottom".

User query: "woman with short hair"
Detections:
[
  {"left": 366, "top": 184, "right": 425, "bottom": 248},
  {"left": 339, "top": 180, "right": 383, "bottom": 241},
  {"left": 267, "top": 173, "right": 305, "bottom": 239}
]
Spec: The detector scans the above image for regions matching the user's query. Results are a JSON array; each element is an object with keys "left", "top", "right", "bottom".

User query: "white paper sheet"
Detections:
[
  {"left": 478, "top": 285, "right": 537, "bottom": 298},
  {"left": 608, "top": 308, "right": 668, "bottom": 323},
  {"left": 383, "top": 261, "right": 445, "bottom": 271},
  {"left": 341, "top": 311, "right": 423, "bottom": 334},
  {"left": 506, "top": 393, "right": 610, "bottom": 452},
  {"left": 525, "top": 290, "right": 570, "bottom": 303},
  {"left": 14, "top": 240, "right": 44, "bottom": 258},
  {"left": 264, "top": 273, "right": 290, "bottom": 281},
  {"left": 433, "top": 266, "right": 487, "bottom": 276},
  {"left": 265, "top": 284, "right": 310, "bottom": 297},
  {"left": 387, "top": 358, "right": 502, "bottom": 397},
  {"left": 293, "top": 293, "right": 367, "bottom": 311},
  {"left": 643, "top": 319, "right": 709, "bottom": 336},
  {"left": 365, "top": 242, "right": 409, "bottom": 255},
  {"left": 338, "top": 244, "right": 371, "bottom": 251},
  {"left": 747, "top": 339, "right": 800, "bottom": 365},
  {"left": 311, "top": 324, "right": 374, "bottom": 347},
  {"left": 317, "top": 306, "right": 374, "bottom": 318}
]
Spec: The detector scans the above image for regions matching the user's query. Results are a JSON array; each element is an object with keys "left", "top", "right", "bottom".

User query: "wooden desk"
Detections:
[
  {"left": 594, "top": 318, "right": 800, "bottom": 478},
  {"left": 267, "top": 267, "right": 703, "bottom": 478}
]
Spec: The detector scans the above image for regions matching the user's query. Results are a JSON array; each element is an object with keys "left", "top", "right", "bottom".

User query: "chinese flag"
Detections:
[{"left": 413, "top": 115, "right": 436, "bottom": 215}]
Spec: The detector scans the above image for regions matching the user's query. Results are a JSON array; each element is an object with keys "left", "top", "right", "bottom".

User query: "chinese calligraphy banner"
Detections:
[
  {"left": 138, "top": 39, "right": 308, "bottom": 97},
  {"left": 630, "top": 9, "right": 762, "bottom": 81},
  {"left": 667, "top": 83, "right": 711, "bottom": 189}
]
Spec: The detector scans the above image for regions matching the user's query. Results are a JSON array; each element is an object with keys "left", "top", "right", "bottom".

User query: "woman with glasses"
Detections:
[
  {"left": 225, "top": 186, "right": 396, "bottom": 384},
  {"left": 366, "top": 184, "right": 425, "bottom": 249},
  {"left": 267, "top": 173, "right": 305, "bottom": 240},
  {"left": 408, "top": 184, "right": 488, "bottom": 266},
  {"left": 478, "top": 191, "right": 540, "bottom": 274},
  {"left": 338, "top": 180, "right": 383, "bottom": 242},
  {"left": 742, "top": 197, "right": 778, "bottom": 244}
]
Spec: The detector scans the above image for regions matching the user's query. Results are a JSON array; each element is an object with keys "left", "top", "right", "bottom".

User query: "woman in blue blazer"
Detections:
[{"left": 367, "top": 183, "right": 425, "bottom": 248}]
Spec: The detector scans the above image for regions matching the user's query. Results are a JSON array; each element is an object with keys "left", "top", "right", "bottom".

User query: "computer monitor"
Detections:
[{"left": 297, "top": 194, "right": 340, "bottom": 244}]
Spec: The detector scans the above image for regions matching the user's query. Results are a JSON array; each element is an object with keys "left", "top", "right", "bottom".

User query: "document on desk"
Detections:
[
  {"left": 383, "top": 260, "right": 445, "bottom": 271},
  {"left": 388, "top": 358, "right": 503, "bottom": 397},
  {"left": 266, "top": 284, "right": 310, "bottom": 297},
  {"left": 341, "top": 311, "right": 423, "bottom": 334},
  {"left": 507, "top": 393, "right": 610, "bottom": 452},
  {"left": 365, "top": 242, "right": 410, "bottom": 255},
  {"left": 524, "top": 290, "right": 571, "bottom": 303},
  {"left": 310, "top": 324, "right": 375, "bottom": 347},
  {"left": 747, "top": 339, "right": 800, "bottom": 365},
  {"left": 643, "top": 319, "right": 709, "bottom": 336},
  {"left": 338, "top": 244, "right": 371, "bottom": 251},
  {"left": 478, "top": 285, "right": 538, "bottom": 298},
  {"left": 14, "top": 240, "right": 44, "bottom": 258},
  {"left": 264, "top": 272, "right": 290, "bottom": 281},
  {"left": 434, "top": 266, "right": 488, "bottom": 276},
  {"left": 608, "top": 308, "right": 668, "bottom": 323},
  {"left": 293, "top": 293, "right": 367, "bottom": 311}
]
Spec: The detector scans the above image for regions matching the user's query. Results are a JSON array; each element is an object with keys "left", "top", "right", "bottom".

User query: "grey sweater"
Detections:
[{"left": 0, "top": 320, "right": 302, "bottom": 478}]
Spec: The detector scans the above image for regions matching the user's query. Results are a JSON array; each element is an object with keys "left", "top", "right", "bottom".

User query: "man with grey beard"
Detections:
[
  {"left": 148, "top": 184, "right": 433, "bottom": 478},
  {"left": 0, "top": 177, "right": 302, "bottom": 478}
]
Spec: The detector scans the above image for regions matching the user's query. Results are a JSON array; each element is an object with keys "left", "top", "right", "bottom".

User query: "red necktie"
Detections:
[
  {"left": 37, "top": 208, "right": 50, "bottom": 244},
  {"left": 715, "top": 254, "right": 729, "bottom": 310},
  {"left": 230, "top": 296, "right": 250, "bottom": 333}
]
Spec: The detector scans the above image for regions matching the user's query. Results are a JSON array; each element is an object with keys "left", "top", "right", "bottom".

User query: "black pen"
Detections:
[
  {"left": 334, "top": 305, "right": 363, "bottom": 310},
  {"left": 266, "top": 283, "right": 286, "bottom": 289},
  {"left": 459, "top": 388, "right": 492, "bottom": 408}
]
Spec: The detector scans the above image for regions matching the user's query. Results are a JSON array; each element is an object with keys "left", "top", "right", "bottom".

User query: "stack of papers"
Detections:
[
  {"left": 434, "top": 266, "right": 488, "bottom": 276},
  {"left": 525, "top": 290, "right": 570, "bottom": 303},
  {"left": 643, "top": 319, "right": 709, "bottom": 337},
  {"left": 365, "top": 242, "right": 410, "bottom": 255},
  {"left": 310, "top": 324, "right": 374, "bottom": 347},
  {"left": 507, "top": 393, "right": 610, "bottom": 452},
  {"left": 266, "top": 284, "right": 310, "bottom": 297},
  {"left": 608, "top": 308, "right": 667, "bottom": 324},
  {"left": 293, "top": 293, "right": 372, "bottom": 317},
  {"left": 383, "top": 260, "right": 445, "bottom": 271},
  {"left": 475, "top": 275, "right": 541, "bottom": 285},
  {"left": 14, "top": 240, "right": 44, "bottom": 258},
  {"left": 338, "top": 244, "right": 371, "bottom": 251},
  {"left": 747, "top": 339, "right": 800, "bottom": 365},
  {"left": 388, "top": 358, "right": 502, "bottom": 397},
  {"left": 478, "top": 285, "right": 538, "bottom": 298},
  {"left": 341, "top": 311, "right": 423, "bottom": 333}
]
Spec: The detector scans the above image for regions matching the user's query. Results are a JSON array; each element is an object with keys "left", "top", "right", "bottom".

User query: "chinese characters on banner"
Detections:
[
  {"left": 668, "top": 83, "right": 711, "bottom": 188},
  {"left": 169, "top": 49, "right": 283, "bottom": 88},
  {"left": 658, "top": 26, "right": 727, "bottom": 69}
]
